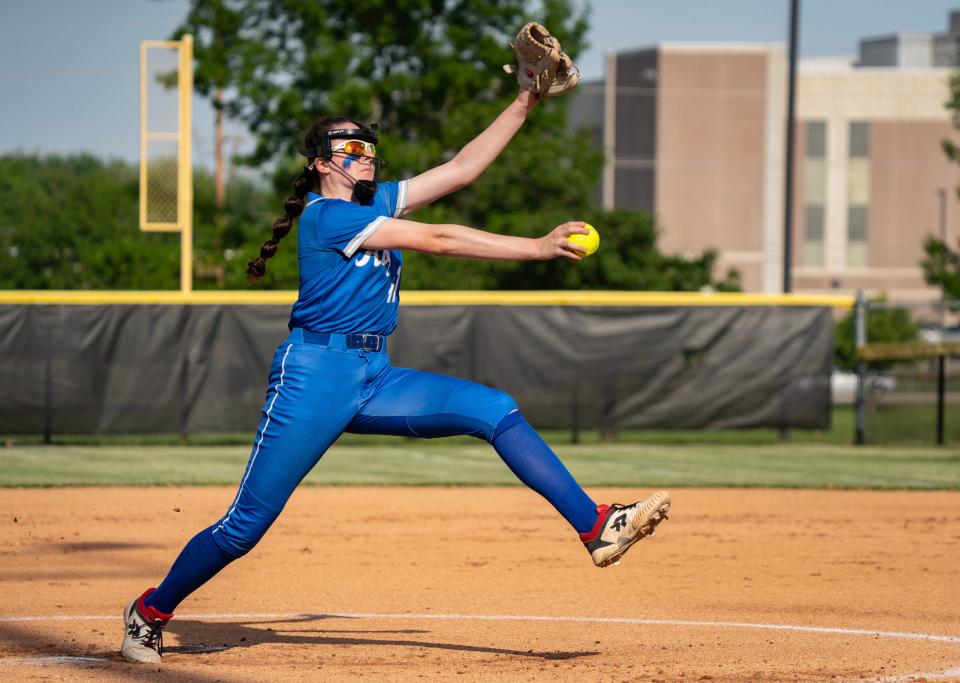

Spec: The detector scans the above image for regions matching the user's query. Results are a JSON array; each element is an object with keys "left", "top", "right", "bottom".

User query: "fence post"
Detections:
[
  {"left": 937, "top": 355, "right": 946, "bottom": 446},
  {"left": 936, "top": 297, "right": 947, "bottom": 446},
  {"left": 179, "top": 353, "right": 189, "bottom": 446},
  {"left": 43, "top": 356, "right": 53, "bottom": 444},
  {"left": 570, "top": 379, "right": 581, "bottom": 444},
  {"left": 854, "top": 291, "right": 866, "bottom": 445},
  {"left": 779, "top": 305, "right": 790, "bottom": 441}
]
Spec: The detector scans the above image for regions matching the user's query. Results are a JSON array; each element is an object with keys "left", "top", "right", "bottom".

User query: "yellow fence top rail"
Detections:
[
  {"left": 858, "top": 341, "right": 960, "bottom": 361},
  {"left": 0, "top": 290, "right": 855, "bottom": 307}
]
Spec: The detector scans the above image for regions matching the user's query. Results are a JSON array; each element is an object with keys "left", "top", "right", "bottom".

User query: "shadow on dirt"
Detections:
[
  {"left": 168, "top": 614, "right": 599, "bottom": 661},
  {"left": 0, "top": 612, "right": 597, "bottom": 682},
  {"left": 0, "top": 619, "right": 228, "bottom": 682}
]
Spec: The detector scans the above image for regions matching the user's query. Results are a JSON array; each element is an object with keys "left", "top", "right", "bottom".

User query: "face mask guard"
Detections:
[{"left": 299, "top": 123, "right": 384, "bottom": 205}]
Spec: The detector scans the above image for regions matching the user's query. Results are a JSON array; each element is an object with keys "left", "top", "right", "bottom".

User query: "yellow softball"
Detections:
[{"left": 566, "top": 223, "right": 600, "bottom": 256}]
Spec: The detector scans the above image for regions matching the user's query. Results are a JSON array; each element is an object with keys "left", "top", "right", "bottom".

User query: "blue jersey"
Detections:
[{"left": 288, "top": 180, "right": 408, "bottom": 335}]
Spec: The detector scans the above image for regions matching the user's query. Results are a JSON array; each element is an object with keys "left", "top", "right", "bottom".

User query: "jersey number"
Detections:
[{"left": 354, "top": 250, "right": 402, "bottom": 303}]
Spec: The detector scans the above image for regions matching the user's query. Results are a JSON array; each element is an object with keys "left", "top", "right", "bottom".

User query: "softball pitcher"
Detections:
[{"left": 121, "top": 25, "right": 670, "bottom": 664}]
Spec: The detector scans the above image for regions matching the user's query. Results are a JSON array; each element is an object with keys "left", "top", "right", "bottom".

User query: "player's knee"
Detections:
[
  {"left": 212, "top": 511, "right": 278, "bottom": 558},
  {"left": 484, "top": 392, "right": 521, "bottom": 442},
  {"left": 491, "top": 391, "right": 519, "bottom": 421},
  {"left": 214, "top": 525, "right": 264, "bottom": 558}
]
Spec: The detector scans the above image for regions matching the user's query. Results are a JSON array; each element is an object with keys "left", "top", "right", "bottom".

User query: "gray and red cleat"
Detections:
[
  {"left": 580, "top": 490, "right": 671, "bottom": 568},
  {"left": 121, "top": 588, "right": 172, "bottom": 663}
]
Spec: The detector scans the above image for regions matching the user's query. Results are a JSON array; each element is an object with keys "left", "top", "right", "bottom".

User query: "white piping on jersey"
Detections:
[
  {"left": 213, "top": 343, "right": 294, "bottom": 536},
  {"left": 305, "top": 182, "right": 402, "bottom": 255},
  {"left": 394, "top": 180, "right": 408, "bottom": 217},
  {"left": 344, "top": 215, "right": 388, "bottom": 258},
  {"left": 387, "top": 264, "right": 402, "bottom": 303}
]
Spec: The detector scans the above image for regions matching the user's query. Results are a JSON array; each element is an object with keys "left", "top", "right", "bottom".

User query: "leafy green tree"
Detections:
[
  {"left": 175, "top": 0, "right": 738, "bottom": 291},
  {"left": 169, "top": 0, "right": 252, "bottom": 239},
  {"left": 175, "top": 0, "right": 585, "bottom": 169},
  {"left": 0, "top": 0, "right": 743, "bottom": 294},
  {"left": 921, "top": 235, "right": 960, "bottom": 299},
  {"left": 0, "top": 154, "right": 288, "bottom": 290},
  {"left": 923, "top": 73, "right": 960, "bottom": 297},
  {"left": 191, "top": 167, "right": 298, "bottom": 289},
  {"left": 834, "top": 298, "right": 919, "bottom": 371},
  {"left": 400, "top": 209, "right": 739, "bottom": 291},
  {"left": 0, "top": 155, "right": 180, "bottom": 289},
  {"left": 941, "top": 71, "right": 960, "bottom": 165}
]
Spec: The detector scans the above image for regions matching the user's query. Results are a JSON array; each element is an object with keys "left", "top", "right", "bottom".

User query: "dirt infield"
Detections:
[{"left": 1, "top": 486, "right": 958, "bottom": 681}]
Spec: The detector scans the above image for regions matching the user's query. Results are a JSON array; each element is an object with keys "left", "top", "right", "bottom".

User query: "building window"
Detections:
[
  {"left": 847, "top": 121, "right": 870, "bottom": 267},
  {"left": 849, "top": 122, "right": 870, "bottom": 157},
  {"left": 848, "top": 206, "right": 868, "bottom": 240},
  {"left": 806, "top": 121, "right": 827, "bottom": 158},
  {"left": 804, "top": 206, "right": 825, "bottom": 266},
  {"left": 802, "top": 121, "right": 827, "bottom": 267},
  {"left": 847, "top": 205, "right": 869, "bottom": 267}
]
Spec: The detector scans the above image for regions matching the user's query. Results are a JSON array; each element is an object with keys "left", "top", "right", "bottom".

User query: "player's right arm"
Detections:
[{"left": 360, "top": 218, "right": 589, "bottom": 261}]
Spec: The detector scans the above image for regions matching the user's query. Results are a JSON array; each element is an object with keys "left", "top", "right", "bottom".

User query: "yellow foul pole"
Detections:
[{"left": 139, "top": 35, "right": 194, "bottom": 292}]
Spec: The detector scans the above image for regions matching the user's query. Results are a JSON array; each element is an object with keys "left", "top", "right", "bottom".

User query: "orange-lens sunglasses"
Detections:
[{"left": 332, "top": 139, "right": 377, "bottom": 158}]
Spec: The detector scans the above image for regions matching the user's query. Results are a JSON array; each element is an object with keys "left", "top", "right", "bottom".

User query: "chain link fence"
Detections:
[{"left": 854, "top": 296, "right": 960, "bottom": 445}]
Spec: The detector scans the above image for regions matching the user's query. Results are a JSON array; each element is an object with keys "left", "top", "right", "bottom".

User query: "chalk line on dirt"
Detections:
[
  {"left": 1, "top": 611, "right": 958, "bottom": 644},
  {"left": 0, "top": 614, "right": 956, "bottom": 679}
]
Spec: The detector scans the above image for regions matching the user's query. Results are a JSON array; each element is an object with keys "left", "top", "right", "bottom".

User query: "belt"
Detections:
[{"left": 301, "top": 329, "right": 386, "bottom": 353}]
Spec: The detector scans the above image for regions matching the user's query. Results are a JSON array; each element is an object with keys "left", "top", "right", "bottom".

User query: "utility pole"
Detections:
[
  {"left": 779, "top": 0, "right": 801, "bottom": 442},
  {"left": 783, "top": 0, "right": 800, "bottom": 294},
  {"left": 214, "top": 88, "right": 226, "bottom": 216},
  {"left": 937, "top": 188, "right": 947, "bottom": 446}
]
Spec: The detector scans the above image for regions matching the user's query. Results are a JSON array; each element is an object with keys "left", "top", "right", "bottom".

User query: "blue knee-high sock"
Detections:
[
  {"left": 490, "top": 415, "right": 598, "bottom": 533},
  {"left": 145, "top": 522, "right": 236, "bottom": 614}
]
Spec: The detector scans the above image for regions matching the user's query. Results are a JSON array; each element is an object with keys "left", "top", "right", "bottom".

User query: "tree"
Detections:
[
  {"left": 175, "top": 0, "right": 739, "bottom": 291},
  {"left": 921, "top": 235, "right": 960, "bottom": 299},
  {"left": 922, "top": 72, "right": 960, "bottom": 297},
  {"left": 191, "top": 167, "right": 297, "bottom": 289},
  {"left": 171, "top": 0, "right": 252, "bottom": 253},
  {"left": 0, "top": 154, "right": 281, "bottom": 290},
  {"left": 0, "top": 155, "right": 179, "bottom": 289},
  {"left": 400, "top": 209, "right": 740, "bottom": 291},
  {"left": 175, "top": 1, "right": 592, "bottom": 187},
  {"left": 834, "top": 297, "right": 919, "bottom": 371}
]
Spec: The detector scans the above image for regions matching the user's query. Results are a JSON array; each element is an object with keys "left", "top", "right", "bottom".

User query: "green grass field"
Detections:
[
  {"left": 6, "top": 405, "right": 959, "bottom": 448},
  {"left": 2, "top": 441, "right": 957, "bottom": 489},
  {"left": 3, "top": 407, "right": 959, "bottom": 489}
]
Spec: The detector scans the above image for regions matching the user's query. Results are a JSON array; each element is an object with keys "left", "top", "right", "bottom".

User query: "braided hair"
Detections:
[{"left": 246, "top": 116, "right": 354, "bottom": 281}]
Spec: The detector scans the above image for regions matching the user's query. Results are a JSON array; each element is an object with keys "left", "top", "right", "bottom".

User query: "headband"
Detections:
[{"left": 298, "top": 124, "right": 380, "bottom": 160}]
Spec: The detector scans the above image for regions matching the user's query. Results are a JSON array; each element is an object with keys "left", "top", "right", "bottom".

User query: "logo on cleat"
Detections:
[{"left": 611, "top": 514, "right": 627, "bottom": 532}]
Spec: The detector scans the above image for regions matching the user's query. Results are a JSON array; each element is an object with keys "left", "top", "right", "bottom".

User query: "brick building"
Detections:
[{"left": 570, "top": 13, "right": 960, "bottom": 300}]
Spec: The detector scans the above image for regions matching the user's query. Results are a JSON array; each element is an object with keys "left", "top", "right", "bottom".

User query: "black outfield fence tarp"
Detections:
[{"left": 0, "top": 304, "right": 833, "bottom": 435}]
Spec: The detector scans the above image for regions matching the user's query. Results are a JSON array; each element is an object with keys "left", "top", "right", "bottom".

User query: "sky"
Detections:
[{"left": 1, "top": 0, "right": 958, "bottom": 168}]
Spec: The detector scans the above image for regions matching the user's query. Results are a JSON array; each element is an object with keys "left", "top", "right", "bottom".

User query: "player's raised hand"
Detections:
[
  {"left": 516, "top": 87, "right": 540, "bottom": 114},
  {"left": 538, "top": 221, "right": 590, "bottom": 260}
]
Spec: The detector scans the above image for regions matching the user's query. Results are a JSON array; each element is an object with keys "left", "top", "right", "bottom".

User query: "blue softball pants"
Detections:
[
  {"left": 213, "top": 328, "right": 526, "bottom": 556},
  {"left": 146, "top": 329, "right": 598, "bottom": 614}
]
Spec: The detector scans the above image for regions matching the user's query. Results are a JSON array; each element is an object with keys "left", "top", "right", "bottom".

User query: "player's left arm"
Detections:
[{"left": 400, "top": 89, "right": 539, "bottom": 216}]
